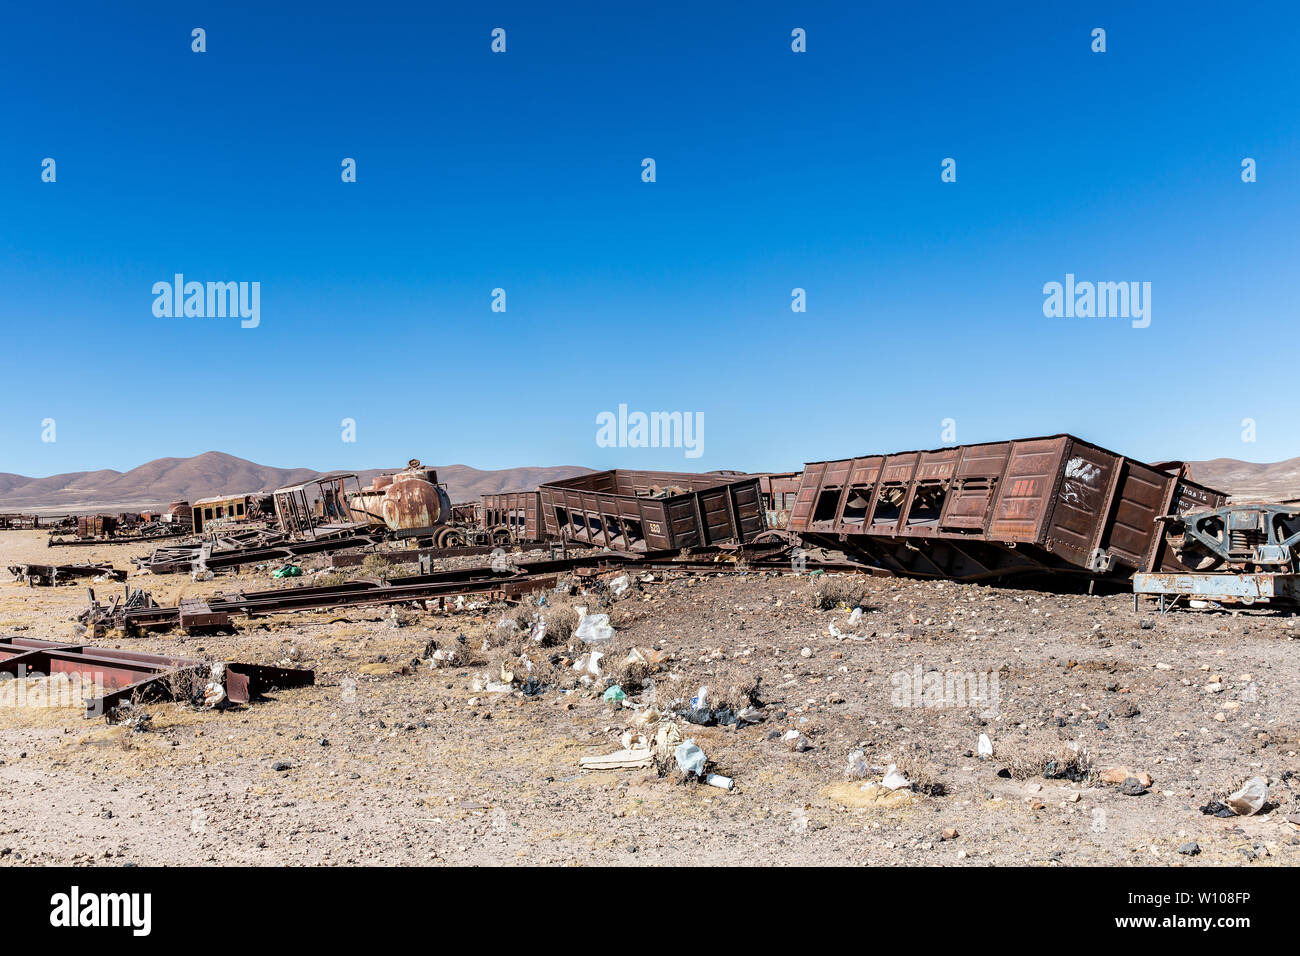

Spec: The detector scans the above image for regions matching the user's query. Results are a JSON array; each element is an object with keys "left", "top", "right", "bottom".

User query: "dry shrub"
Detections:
[
  {"left": 999, "top": 735, "right": 1094, "bottom": 782},
  {"left": 708, "top": 662, "right": 761, "bottom": 711},
  {"left": 893, "top": 755, "right": 946, "bottom": 796},
  {"left": 808, "top": 573, "right": 869, "bottom": 610},
  {"left": 540, "top": 599, "right": 579, "bottom": 645},
  {"left": 360, "top": 553, "right": 395, "bottom": 581},
  {"left": 314, "top": 571, "right": 348, "bottom": 588},
  {"left": 604, "top": 655, "right": 653, "bottom": 693}
]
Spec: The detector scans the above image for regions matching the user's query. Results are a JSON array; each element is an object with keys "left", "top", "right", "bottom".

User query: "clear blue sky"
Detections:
[{"left": 2, "top": 1, "right": 1296, "bottom": 477}]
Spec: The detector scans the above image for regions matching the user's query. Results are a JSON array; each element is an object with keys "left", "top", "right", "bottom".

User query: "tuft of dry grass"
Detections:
[
  {"left": 893, "top": 755, "right": 946, "bottom": 796},
  {"left": 807, "top": 574, "right": 869, "bottom": 610},
  {"left": 360, "top": 554, "right": 395, "bottom": 581},
  {"left": 998, "top": 734, "right": 1094, "bottom": 782}
]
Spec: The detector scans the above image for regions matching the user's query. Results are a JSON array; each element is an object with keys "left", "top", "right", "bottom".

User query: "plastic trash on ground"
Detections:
[
  {"left": 845, "top": 748, "right": 869, "bottom": 779},
  {"left": 880, "top": 764, "right": 912, "bottom": 791},
  {"left": 1226, "top": 776, "right": 1268, "bottom": 816},
  {"left": 674, "top": 739, "right": 708, "bottom": 777},
  {"left": 574, "top": 606, "right": 615, "bottom": 642}
]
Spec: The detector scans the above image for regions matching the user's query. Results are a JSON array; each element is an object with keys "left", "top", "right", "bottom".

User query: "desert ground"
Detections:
[{"left": 0, "top": 529, "right": 1297, "bottom": 866}]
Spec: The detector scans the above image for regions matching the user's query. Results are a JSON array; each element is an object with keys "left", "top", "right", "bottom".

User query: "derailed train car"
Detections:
[
  {"left": 789, "top": 434, "right": 1227, "bottom": 581},
  {"left": 539, "top": 470, "right": 767, "bottom": 552},
  {"left": 481, "top": 492, "right": 544, "bottom": 544}
]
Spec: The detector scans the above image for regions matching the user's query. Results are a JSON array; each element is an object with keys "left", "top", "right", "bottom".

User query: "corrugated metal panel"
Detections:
[{"left": 988, "top": 437, "right": 1068, "bottom": 542}]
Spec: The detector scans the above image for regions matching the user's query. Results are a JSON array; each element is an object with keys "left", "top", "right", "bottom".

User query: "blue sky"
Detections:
[{"left": 1, "top": 1, "right": 1296, "bottom": 477}]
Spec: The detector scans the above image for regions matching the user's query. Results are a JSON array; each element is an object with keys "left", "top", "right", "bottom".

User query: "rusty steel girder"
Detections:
[{"left": 0, "top": 637, "right": 314, "bottom": 718}]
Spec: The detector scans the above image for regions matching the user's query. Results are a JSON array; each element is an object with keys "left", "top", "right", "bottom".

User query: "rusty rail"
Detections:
[{"left": 0, "top": 636, "right": 313, "bottom": 718}]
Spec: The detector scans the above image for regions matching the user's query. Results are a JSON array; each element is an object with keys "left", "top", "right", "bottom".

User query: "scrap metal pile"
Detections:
[
  {"left": 9, "top": 562, "right": 125, "bottom": 587},
  {"left": 0, "top": 636, "right": 313, "bottom": 718},
  {"left": 24, "top": 432, "right": 1300, "bottom": 616}
]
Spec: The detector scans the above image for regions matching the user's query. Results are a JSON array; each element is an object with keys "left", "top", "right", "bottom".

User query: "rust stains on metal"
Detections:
[
  {"left": 539, "top": 470, "right": 767, "bottom": 553},
  {"left": 0, "top": 636, "right": 313, "bottom": 718},
  {"left": 788, "top": 434, "right": 1228, "bottom": 581}
]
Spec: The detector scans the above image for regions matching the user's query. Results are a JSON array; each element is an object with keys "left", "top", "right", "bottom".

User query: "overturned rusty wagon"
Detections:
[
  {"left": 539, "top": 470, "right": 767, "bottom": 552},
  {"left": 788, "top": 434, "right": 1227, "bottom": 581}
]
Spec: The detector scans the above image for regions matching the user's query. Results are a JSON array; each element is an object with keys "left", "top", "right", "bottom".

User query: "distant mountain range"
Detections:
[
  {"left": 1184, "top": 456, "right": 1300, "bottom": 502},
  {"left": 0, "top": 450, "right": 1294, "bottom": 514},
  {"left": 0, "top": 452, "right": 594, "bottom": 513}
]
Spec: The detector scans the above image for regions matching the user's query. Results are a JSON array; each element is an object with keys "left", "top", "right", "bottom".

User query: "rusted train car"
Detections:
[
  {"left": 789, "top": 434, "right": 1227, "bottom": 581},
  {"left": 539, "top": 470, "right": 767, "bottom": 552},
  {"left": 481, "top": 492, "right": 544, "bottom": 544},
  {"left": 191, "top": 494, "right": 273, "bottom": 534},
  {"left": 752, "top": 472, "right": 803, "bottom": 530}
]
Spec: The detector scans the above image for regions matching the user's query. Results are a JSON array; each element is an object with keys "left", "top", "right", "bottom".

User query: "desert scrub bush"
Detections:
[
  {"left": 999, "top": 735, "right": 1094, "bottom": 782},
  {"left": 360, "top": 553, "right": 395, "bottom": 581},
  {"left": 808, "top": 573, "right": 869, "bottom": 610}
]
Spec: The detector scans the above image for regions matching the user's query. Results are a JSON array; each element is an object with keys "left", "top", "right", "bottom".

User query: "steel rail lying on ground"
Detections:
[
  {"left": 86, "top": 544, "right": 809, "bottom": 631},
  {"left": 0, "top": 636, "right": 314, "bottom": 717}
]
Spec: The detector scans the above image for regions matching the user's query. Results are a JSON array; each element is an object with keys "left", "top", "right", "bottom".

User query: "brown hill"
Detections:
[
  {"left": 0, "top": 452, "right": 592, "bottom": 514},
  {"left": 1185, "top": 456, "right": 1300, "bottom": 502}
]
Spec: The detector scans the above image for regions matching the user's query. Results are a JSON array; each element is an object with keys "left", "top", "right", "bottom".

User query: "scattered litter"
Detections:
[
  {"left": 703, "top": 773, "right": 734, "bottom": 790},
  {"left": 573, "top": 651, "right": 603, "bottom": 680},
  {"left": 977, "top": 733, "right": 993, "bottom": 758},
  {"left": 674, "top": 739, "right": 708, "bottom": 777},
  {"left": 1225, "top": 776, "right": 1269, "bottom": 816},
  {"left": 575, "top": 607, "right": 615, "bottom": 642},
  {"left": 602, "top": 685, "right": 627, "bottom": 704},
  {"left": 845, "top": 748, "right": 869, "bottom": 778},
  {"left": 880, "top": 764, "right": 911, "bottom": 791},
  {"left": 272, "top": 565, "right": 302, "bottom": 579},
  {"left": 783, "top": 730, "right": 812, "bottom": 752},
  {"left": 580, "top": 747, "right": 654, "bottom": 771},
  {"left": 609, "top": 575, "right": 630, "bottom": 597}
]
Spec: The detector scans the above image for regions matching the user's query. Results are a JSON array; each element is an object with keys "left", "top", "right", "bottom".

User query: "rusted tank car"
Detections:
[
  {"left": 348, "top": 460, "right": 456, "bottom": 540},
  {"left": 789, "top": 434, "right": 1227, "bottom": 581},
  {"left": 481, "top": 492, "right": 544, "bottom": 544},
  {"left": 539, "top": 470, "right": 767, "bottom": 552}
]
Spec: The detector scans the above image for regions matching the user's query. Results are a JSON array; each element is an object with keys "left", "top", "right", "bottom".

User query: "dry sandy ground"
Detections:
[{"left": 0, "top": 529, "right": 1298, "bottom": 867}]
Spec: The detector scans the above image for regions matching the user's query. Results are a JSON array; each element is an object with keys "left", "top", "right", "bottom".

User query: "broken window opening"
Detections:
[
  {"left": 905, "top": 484, "right": 946, "bottom": 527},
  {"left": 870, "top": 486, "right": 907, "bottom": 526},
  {"left": 812, "top": 488, "right": 842, "bottom": 523},
  {"left": 841, "top": 487, "right": 873, "bottom": 525}
]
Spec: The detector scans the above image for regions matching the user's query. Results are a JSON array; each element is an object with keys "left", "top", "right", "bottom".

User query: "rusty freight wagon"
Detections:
[
  {"left": 481, "top": 492, "right": 544, "bottom": 544},
  {"left": 539, "top": 470, "right": 767, "bottom": 552},
  {"left": 788, "top": 434, "right": 1227, "bottom": 581}
]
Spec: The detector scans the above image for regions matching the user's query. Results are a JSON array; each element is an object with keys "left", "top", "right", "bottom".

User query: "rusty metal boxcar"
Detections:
[
  {"left": 789, "top": 434, "right": 1226, "bottom": 580},
  {"left": 539, "top": 470, "right": 766, "bottom": 552},
  {"left": 481, "top": 491, "right": 544, "bottom": 543}
]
